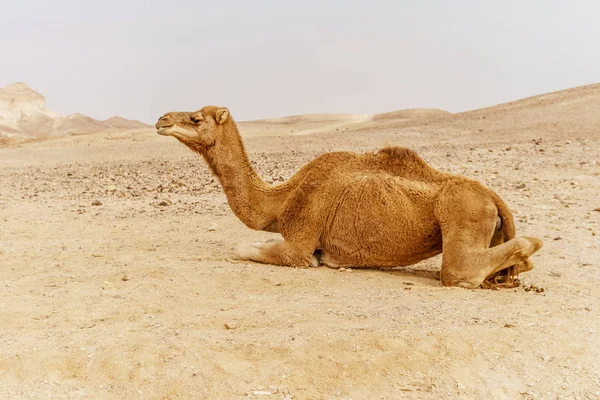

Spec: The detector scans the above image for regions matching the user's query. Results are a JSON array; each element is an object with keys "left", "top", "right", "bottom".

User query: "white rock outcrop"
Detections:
[{"left": 0, "top": 82, "right": 148, "bottom": 141}]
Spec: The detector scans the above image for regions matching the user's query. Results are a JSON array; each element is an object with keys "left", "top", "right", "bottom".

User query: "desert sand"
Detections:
[{"left": 0, "top": 84, "right": 599, "bottom": 399}]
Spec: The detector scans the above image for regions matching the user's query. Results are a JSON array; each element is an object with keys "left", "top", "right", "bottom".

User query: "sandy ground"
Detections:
[{"left": 1, "top": 85, "right": 599, "bottom": 399}]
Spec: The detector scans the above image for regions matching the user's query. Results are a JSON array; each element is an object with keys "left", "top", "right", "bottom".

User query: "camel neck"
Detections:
[{"left": 202, "top": 127, "right": 275, "bottom": 230}]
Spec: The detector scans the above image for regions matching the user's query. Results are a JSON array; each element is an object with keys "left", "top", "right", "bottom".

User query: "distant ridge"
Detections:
[{"left": 0, "top": 82, "right": 150, "bottom": 141}]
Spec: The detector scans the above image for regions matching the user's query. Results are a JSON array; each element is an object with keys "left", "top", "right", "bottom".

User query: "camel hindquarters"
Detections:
[{"left": 435, "top": 182, "right": 543, "bottom": 288}]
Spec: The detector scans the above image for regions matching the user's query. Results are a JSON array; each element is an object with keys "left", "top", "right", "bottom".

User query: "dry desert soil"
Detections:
[{"left": 1, "top": 84, "right": 599, "bottom": 399}]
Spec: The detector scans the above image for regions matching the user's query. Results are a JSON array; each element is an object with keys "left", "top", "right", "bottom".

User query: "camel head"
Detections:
[{"left": 155, "top": 106, "right": 231, "bottom": 148}]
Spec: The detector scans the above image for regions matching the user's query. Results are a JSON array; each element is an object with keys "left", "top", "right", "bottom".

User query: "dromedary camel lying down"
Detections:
[{"left": 155, "top": 106, "right": 543, "bottom": 289}]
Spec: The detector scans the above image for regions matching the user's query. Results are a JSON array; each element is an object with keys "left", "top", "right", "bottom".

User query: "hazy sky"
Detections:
[{"left": 1, "top": 0, "right": 599, "bottom": 123}]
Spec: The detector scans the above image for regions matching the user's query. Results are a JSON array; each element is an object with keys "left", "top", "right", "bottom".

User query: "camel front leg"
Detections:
[{"left": 235, "top": 239, "right": 319, "bottom": 268}]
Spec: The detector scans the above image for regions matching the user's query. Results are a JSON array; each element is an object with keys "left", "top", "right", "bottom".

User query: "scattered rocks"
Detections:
[{"left": 524, "top": 284, "right": 545, "bottom": 293}]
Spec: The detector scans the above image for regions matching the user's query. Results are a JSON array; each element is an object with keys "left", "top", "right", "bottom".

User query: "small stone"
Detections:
[
  {"left": 105, "top": 185, "right": 117, "bottom": 191},
  {"left": 549, "top": 271, "right": 562, "bottom": 278},
  {"left": 504, "top": 323, "right": 515, "bottom": 328},
  {"left": 515, "top": 183, "right": 527, "bottom": 189},
  {"left": 91, "top": 200, "right": 102, "bottom": 206},
  {"left": 593, "top": 208, "right": 600, "bottom": 212},
  {"left": 157, "top": 200, "right": 171, "bottom": 207},
  {"left": 553, "top": 236, "right": 562, "bottom": 241},
  {"left": 121, "top": 274, "right": 131, "bottom": 281},
  {"left": 252, "top": 390, "right": 271, "bottom": 396},
  {"left": 224, "top": 323, "right": 237, "bottom": 330},
  {"left": 207, "top": 222, "right": 217, "bottom": 232}
]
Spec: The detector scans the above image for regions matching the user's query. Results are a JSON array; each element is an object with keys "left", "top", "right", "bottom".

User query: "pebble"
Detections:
[
  {"left": 91, "top": 200, "right": 102, "bottom": 206},
  {"left": 157, "top": 200, "right": 171, "bottom": 207},
  {"left": 207, "top": 222, "right": 218, "bottom": 231},
  {"left": 253, "top": 390, "right": 271, "bottom": 396}
]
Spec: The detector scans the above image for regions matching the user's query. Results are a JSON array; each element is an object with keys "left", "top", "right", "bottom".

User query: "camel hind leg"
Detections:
[{"left": 436, "top": 183, "right": 543, "bottom": 288}]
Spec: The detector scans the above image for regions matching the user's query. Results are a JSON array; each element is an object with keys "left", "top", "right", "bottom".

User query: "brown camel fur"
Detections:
[{"left": 155, "top": 106, "right": 543, "bottom": 288}]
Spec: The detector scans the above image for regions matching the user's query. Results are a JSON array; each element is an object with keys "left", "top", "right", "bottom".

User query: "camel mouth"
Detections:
[{"left": 156, "top": 126, "right": 172, "bottom": 136}]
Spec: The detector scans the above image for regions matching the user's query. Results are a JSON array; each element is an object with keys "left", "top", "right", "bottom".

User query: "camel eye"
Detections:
[{"left": 190, "top": 114, "right": 204, "bottom": 123}]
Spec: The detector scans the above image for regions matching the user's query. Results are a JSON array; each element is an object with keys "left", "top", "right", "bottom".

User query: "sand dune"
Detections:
[
  {"left": 419, "top": 83, "right": 600, "bottom": 140},
  {"left": 239, "top": 109, "right": 454, "bottom": 138},
  {"left": 372, "top": 108, "right": 452, "bottom": 121},
  {"left": 239, "top": 113, "right": 372, "bottom": 137}
]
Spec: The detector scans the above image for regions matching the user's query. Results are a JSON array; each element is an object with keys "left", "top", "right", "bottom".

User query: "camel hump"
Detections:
[
  {"left": 377, "top": 146, "right": 422, "bottom": 161},
  {"left": 375, "top": 146, "right": 442, "bottom": 179}
]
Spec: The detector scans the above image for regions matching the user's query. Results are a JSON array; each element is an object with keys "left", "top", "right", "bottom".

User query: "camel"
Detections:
[{"left": 155, "top": 106, "right": 543, "bottom": 288}]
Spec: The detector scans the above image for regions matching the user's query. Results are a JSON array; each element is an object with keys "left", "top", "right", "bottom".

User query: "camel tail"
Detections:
[
  {"left": 491, "top": 191, "right": 516, "bottom": 242},
  {"left": 481, "top": 189, "right": 521, "bottom": 289}
]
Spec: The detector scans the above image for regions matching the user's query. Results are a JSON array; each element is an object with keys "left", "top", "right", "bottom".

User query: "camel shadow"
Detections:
[{"left": 318, "top": 253, "right": 443, "bottom": 286}]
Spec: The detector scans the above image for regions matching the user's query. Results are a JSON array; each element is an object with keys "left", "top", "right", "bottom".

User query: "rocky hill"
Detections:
[{"left": 0, "top": 82, "right": 149, "bottom": 141}]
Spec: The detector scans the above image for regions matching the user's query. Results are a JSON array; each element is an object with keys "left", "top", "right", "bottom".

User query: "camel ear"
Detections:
[{"left": 215, "top": 108, "right": 229, "bottom": 125}]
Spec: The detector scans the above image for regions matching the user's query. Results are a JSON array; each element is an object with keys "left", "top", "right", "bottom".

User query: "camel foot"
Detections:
[
  {"left": 310, "top": 254, "right": 319, "bottom": 268},
  {"left": 234, "top": 242, "right": 262, "bottom": 261}
]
